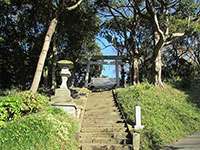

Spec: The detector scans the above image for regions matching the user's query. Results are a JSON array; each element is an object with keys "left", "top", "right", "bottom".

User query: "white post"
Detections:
[
  {"left": 133, "top": 105, "right": 144, "bottom": 150},
  {"left": 134, "top": 106, "right": 144, "bottom": 130}
]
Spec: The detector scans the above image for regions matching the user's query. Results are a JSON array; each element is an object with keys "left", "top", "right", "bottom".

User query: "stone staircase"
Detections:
[{"left": 79, "top": 91, "right": 132, "bottom": 150}]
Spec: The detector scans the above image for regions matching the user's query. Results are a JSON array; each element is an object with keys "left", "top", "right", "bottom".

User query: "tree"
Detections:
[
  {"left": 0, "top": 0, "right": 99, "bottom": 90},
  {"left": 95, "top": 0, "right": 200, "bottom": 87},
  {"left": 95, "top": 0, "right": 141, "bottom": 85},
  {"left": 133, "top": 0, "right": 200, "bottom": 86},
  {"left": 30, "top": 0, "right": 83, "bottom": 93}
]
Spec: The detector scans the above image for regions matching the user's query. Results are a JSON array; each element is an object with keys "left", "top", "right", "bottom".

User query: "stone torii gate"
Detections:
[{"left": 84, "top": 55, "right": 128, "bottom": 87}]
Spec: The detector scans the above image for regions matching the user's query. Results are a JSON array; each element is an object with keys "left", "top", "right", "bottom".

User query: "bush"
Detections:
[
  {"left": 116, "top": 83, "right": 200, "bottom": 150},
  {"left": 77, "top": 87, "right": 91, "bottom": 96},
  {"left": 0, "top": 108, "right": 79, "bottom": 150},
  {"left": 0, "top": 91, "right": 48, "bottom": 126}
]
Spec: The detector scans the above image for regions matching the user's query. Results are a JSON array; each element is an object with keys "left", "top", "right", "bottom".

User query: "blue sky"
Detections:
[{"left": 96, "top": 37, "right": 117, "bottom": 78}]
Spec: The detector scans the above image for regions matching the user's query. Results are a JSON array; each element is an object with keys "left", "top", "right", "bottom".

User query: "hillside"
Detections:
[{"left": 116, "top": 83, "right": 200, "bottom": 150}]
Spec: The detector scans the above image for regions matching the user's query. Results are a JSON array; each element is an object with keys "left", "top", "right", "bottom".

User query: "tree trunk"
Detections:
[
  {"left": 133, "top": 56, "right": 140, "bottom": 85},
  {"left": 43, "top": 66, "right": 49, "bottom": 89},
  {"left": 154, "top": 31, "right": 164, "bottom": 87},
  {"left": 130, "top": 56, "right": 140, "bottom": 85},
  {"left": 30, "top": 18, "right": 58, "bottom": 93},
  {"left": 130, "top": 29, "right": 140, "bottom": 85},
  {"left": 120, "top": 64, "right": 125, "bottom": 87},
  {"left": 51, "top": 42, "right": 57, "bottom": 92},
  {"left": 154, "top": 48, "right": 163, "bottom": 86}
]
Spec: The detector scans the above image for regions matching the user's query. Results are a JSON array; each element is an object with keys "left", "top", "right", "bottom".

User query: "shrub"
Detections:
[
  {"left": 0, "top": 108, "right": 79, "bottom": 150},
  {"left": 72, "top": 87, "right": 91, "bottom": 98},
  {"left": 77, "top": 87, "right": 91, "bottom": 96},
  {"left": 0, "top": 91, "right": 48, "bottom": 126},
  {"left": 116, "top": 83, "right": 200, "bottom": 150}
]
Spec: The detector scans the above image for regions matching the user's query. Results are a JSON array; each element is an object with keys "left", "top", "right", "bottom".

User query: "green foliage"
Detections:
[
  {"left": 0, "top": 0, "right": 100, "bottom": 89},
  {"left": 116, "top": 83, "right": 200, "bottom": 150},
  {"left": 169, "top": 17, "right": 200, "bottom": 33},
  {"left": 177, "top": 0, "right": 199, "bottom": 18},
  {"left": 0, "top": 107, "right": 79, "bottom": 150},
  {"left": 2, "top": 0, "right": 11, "bottom": 5},
  {"left": 0, "top": 91, "right": 48, "bottom": 126},
  {"left": 0, "top": 37, "right": 5, "bottom": 43},
  {"left": 168, "top": 0, "right": 200, "bottom": 33}
]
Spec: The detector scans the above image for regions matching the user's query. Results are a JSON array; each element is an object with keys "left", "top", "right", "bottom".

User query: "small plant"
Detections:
[
  {"left": 72, "top": 87, "right": 91, "bottom": 97},
  {"left": 18, "top": 91, "right": 48, "bottom": 114},
  {"left": 78, "top": 87, "right": 91, "bottom": 96},
  {"left": 0, "top": 91, "right": 48, "bottom": 126}
]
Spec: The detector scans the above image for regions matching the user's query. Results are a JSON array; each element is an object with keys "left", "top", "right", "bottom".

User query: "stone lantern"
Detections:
[
  {"left": 58, "top": 60, "right": 73, "bottom": 98},
  {"left": 60, "top": 67, "right": 71, "bottom": 88},
  {"left": 51, "top": 60, "right": 81, "bottom": 119}
]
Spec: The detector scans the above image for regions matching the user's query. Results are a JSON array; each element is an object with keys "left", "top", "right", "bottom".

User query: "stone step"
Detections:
[
  {"left": 86, "top": 103, "right": 116, "bottom": 106},
  {"left": 84, "top": 111, "right": 121, "bottom": 115},
  {"left": 86, "top": 106, "right": 116, "bottom": 108},
  {"left": 82, "top": 120, "right": 124, "bottom": 124},
  {"left": 83, "top": 114, "right": 121, "bottom": 118},
  {"left": 55, "top": 89, "right": 69, "bottom": 95},
  {"left": 80, "top": 137, "right": 131, "bottom": 144},
  {"left": 81, "top": 123, "right": 125, "bottom": 128},
  {"left": 80, "top": 143, "right": 133, "bottom": 150},
  {"left": 79, "top": 132, "right": 128, "bottom": 139},
  {"left": 85, "top": 108, "right": 120, "bottom": 113},
  {"left": 84, "top": 115, "right": 122, "bottom": 118},
  {"left": 80, "top": 91, "right": 132, "bottom": 150},
  {"left": 86, "top": 109, "right": 117, "bottom": 112},
  {"left": 81, "top": 127, "right": 126, "bottom": 132},
  {"left": 84, "top": 111, "right": 120, "bottom": 115},
  {"left": 83, "top": 116, "right": 122, "bottom": 121},
  {"left": 84, "top": 114, "right": 121, "bottom": 120},
  {"left": 82, "top": 121, "right": 123, "bottom": 125}
]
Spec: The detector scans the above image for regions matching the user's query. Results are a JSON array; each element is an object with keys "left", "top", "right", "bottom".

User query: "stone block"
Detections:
[{"left": 52, "top": 103, "right": 81, "bottom": 118}]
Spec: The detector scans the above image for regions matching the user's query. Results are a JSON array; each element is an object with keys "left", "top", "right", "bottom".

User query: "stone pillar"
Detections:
[
  {"left": 134, "top": 106, "right": 144, "bottom": 130},
  {"left": 85, "top": 61, "right": 90, "bottom": 87},
  {"left": 60, "top": 67, "right": 71, "bottom": 98},
  {"left": 133, "top": 106, "right": 144, "bottom": 150}
]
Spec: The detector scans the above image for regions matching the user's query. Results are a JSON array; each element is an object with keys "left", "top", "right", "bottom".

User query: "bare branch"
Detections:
[
  {"left": 108, "top": 5, "right": 128, "bottom": 19},
  {"left": 132, "top": 0, "right": 150, "bottom": 20},
  {"left": 66, "top": 0, "right": 83, "bottom": 11},
  {"left": 171, "top": 33, "right": 185, "bottom": 37}
]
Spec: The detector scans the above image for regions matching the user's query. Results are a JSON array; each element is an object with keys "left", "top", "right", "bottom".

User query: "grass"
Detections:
[
  {"left": 0, "top": 107, "right": 79, "bottom": 150},
  {"left": 116, "top": 83, "right": 200, "bottom": 150}
]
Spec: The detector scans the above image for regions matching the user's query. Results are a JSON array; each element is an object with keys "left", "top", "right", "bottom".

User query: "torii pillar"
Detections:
[
  {"left": 115, "top": 59, "right": 120, "bottom": 87},
  {"left": 85, "top": 61, "right": 90, "bottom": 87}
]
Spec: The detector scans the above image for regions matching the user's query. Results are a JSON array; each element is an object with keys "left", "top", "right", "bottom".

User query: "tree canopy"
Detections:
[
  {"left": 0, "top": 0, "right": 200, "bottom": 91},
  {"left": 0, "top": 0, "right": 100, "bottom": 90}
]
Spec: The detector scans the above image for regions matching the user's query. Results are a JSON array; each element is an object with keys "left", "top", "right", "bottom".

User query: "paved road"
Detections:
[{"left": 163, "top": 132, "right": 200, "bottom": 150}]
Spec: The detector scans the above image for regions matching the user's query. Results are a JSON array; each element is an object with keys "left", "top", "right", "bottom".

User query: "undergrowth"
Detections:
[
  {"left": 0, "top": 91, "right": 48, "bottom": 126},
  {"left": 0, "top": 108, "right": 79, "bottom": 150}
]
